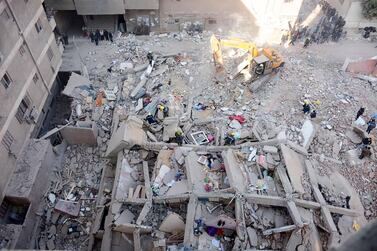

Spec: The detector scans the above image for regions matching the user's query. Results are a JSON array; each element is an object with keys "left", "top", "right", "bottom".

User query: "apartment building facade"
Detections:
[
  {"left": 44, "top": 0, "right": 307, "bottom": 40},
  {"left": 0, "top": 0, "right": 62, "bottom": 202}
]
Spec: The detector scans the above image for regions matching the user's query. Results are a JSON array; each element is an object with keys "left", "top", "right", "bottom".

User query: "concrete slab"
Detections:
[
  {"left": 346, "top": 129, "right": 362, "bottom": 144},
  {"left": 166, "top": 180, "right": 189, "bottom": 196},
  {"left": 222, "top": 149, "right": 247, "bottom": 193},
  {"left": 185, "top": 151, "right": 206, "bottom": 193},
  {"left": 62, "top": 72, "right": 92, "bottom": 98},
  {"left": 115, "top": 158, "right": 137, "bottom": 201},
  {"left": 281, "top": 144, "right": 306, "bottom": 194},
  {"left": 345, "top": 149, "right": 364, "bottom": 166},
  {"left": 159, "top": 212, "right": 185, "bottom": 233},
  {"left": 54, "top": 199, "right": 80, "bottom": 216},
  {"left": 106, "top": 116, "right": 147, "bottom": 157},
  {"left": 61, "top": 122, "right": 98, "bottom": 145},
  {"left": 301, "top": 120, "right": 315, "bottom": 150},
  {"left": 162, "top": 117, "right": 179, "bottom": 142}
]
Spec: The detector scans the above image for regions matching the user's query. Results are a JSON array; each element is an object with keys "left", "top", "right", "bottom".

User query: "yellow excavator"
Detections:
[{"left": 210, "top": 35, "right": 284, "bottom": 88}]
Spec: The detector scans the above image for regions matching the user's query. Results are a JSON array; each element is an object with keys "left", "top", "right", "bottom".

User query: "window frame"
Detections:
[
  {"left": 1, "top": 72, "right": 12, "bottom": 89},
  {"left": 47, "top": 47, "right": 53, "bottom": 61},
  {"left": 35, "top": 18, "right": 42, "bottom": 33},
  {"left": 2, "top": 130, "right": 14, "bottom": 152},
  {"left": 15, "top": 96, "right": 31, "bottom": 123}
]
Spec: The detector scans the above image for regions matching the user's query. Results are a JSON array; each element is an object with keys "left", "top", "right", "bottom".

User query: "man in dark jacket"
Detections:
[
  {"left": 356, "top": 107, "right": 365, "bottom": 120},
  {"left": 366, "top": 119, "right": 376, "bottom": 134}
]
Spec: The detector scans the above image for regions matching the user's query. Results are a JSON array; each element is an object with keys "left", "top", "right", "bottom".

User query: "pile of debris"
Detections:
[{"left": 29, "top": 15, "right": 377, "bottom": 250}]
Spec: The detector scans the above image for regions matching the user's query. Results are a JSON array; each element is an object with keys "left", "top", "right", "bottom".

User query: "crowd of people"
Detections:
[{"left": 87, "top": 29, "right": 113, "bottom": 45}]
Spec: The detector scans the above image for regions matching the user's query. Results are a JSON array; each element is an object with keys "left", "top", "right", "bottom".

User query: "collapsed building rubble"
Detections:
[{"left": 2, "top": 4, "right": 377, "bottom": 248}]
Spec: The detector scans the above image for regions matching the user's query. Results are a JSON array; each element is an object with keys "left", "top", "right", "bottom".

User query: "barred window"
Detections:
[
  {"left": 16, "top": 96, "right": 31, "bottom": 123},
  {"left": 2, "top": 130, "right": 14, "bottom": 151},
  {"left": 1, "top": 72, "right": 12, "bottom": 89}
]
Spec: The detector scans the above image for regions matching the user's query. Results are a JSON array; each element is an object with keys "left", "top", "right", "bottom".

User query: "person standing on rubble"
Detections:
[
  {"left": 303, "top": 37, "right": 311, "bottom": 48},
  {"left": 95, "top": 29, "right": 100, "bottom": 46},
  {"left": 359, "top": 145, "right": 372, "bottom": 159},
  {"left": 355, "top": 107, "right": 365, "bottom": 120},
  {"left": 109, "top": 32, "right": 113, "bottom": 43},
  {"left": 175, "top": 130, "right": 184, "bottom": 146},
  {"left": 147, "top": 51, "right": 153, "bottom": 66},
  {"left": 89, "top": 31, "right": 95, "bottom": 43},
  {"left": 366, "top": 119, "right": 376, "bottom": 134},
  {"left": 104, "top": 29, "right": 109, "bottom": 41},
  {"left": 100, "top": 29, "right": 104, "bottom": 40},
  {"left": 357, "top": 137, "right": 372, "bottom": 149},
  {"left": 303, "top": 100, "right": 311, "bottom": 114}
]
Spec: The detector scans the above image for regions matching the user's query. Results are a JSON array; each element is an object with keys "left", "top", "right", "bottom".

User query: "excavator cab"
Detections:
[
  {"left": 210, "top": 34, "right": 284, "bottom": 83},
  {"left": 251, "top": 54, "right": 273, "bottom": 76}
]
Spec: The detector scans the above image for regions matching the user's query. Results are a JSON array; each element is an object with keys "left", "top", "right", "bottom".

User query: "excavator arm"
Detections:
[{"left": 210, "top": 34, "right": 259, "bottom": 68}]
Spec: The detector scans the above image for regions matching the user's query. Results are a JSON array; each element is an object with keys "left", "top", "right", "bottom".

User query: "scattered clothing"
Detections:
[
  {"left": 229, "top": 115, "right": 246, "bottom": 124},
  {"left": 356, "top": 107, "right": 365, "bottom": 120}
]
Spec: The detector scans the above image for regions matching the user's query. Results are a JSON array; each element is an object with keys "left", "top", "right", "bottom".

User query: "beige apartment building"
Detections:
[{"left": 0, "top": 0, "right": 62, "bottom": 202}]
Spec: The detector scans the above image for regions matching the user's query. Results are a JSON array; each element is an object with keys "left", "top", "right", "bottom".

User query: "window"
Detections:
[
  {"left": 15, "top": 96, "right": 31, "bottom": 123},
  {"left": 2, "top": 130, "right": 14, "bottom": 152},
  {"left": 47, "top": 47, "right": 53, "bottom": 61},
  {"left": 32, "top": 73, "right": 39, "bottom": 83},
  {"left": 35, "top": 18, "right": 42, "bottom": 33},
  {"left": 19, "top": 44, "right": 26, "bottom": 56},
  {"left": 1, "top": 72, "right": 12, "bottom": 89}
]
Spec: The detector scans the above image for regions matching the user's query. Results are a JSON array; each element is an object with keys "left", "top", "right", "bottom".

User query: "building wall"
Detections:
[
  {"left": 84, "top": 15, "right": 118, "bottom": 31},
  {"left": 125, "top": 10, "right": 159, "bottom": 34},
  {"left": 0, "top": 0, "right": 62, "bottom": 203},
  {"left": 44, "top": 0, "right": 75, "bottom": 10},
  {"left": 75, "top": 0, "right": 125, "bottom": 15},
  {"left": 125, "top": 0, "right": 159, "bottom": 10},
  {"left": 344, "top": 1, "right": 377, "bottom": 28},
  {"left": 159, "top": 0, "right": 257, "bottom": 33}
]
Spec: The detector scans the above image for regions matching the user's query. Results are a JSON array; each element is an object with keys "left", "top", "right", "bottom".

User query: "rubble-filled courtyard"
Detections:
[
  {"left": 2, "top": 18, "right": 376, "bottom": 251},
  {"left": 26, "top": 28, "right": 376, "bottom": 250}
]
